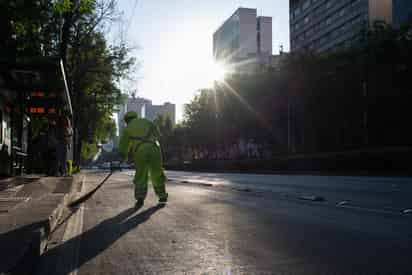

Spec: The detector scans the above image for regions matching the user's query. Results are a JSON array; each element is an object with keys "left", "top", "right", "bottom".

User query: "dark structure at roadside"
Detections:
[
  {"left": 290, "top": 0, "right": 412, "bottom": 53},
  {"left": 0, "top": 58, "right": 73, "bottom": 176}
]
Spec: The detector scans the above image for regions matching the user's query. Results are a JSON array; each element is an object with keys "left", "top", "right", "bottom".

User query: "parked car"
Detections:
[
  {"left": 120, "top": 162, "right": 133, "bottom": 169},
  {"left": 111, "top": 161, "right": 121, "bottom": 169},
  {"left": 99, "top": 162, "right": 111, "bottom": 169}
]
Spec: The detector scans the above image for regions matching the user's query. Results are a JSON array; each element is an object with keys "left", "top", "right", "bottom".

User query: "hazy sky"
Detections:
[{"left": 114, "top": 0, "right": 290, "bottom": 121}]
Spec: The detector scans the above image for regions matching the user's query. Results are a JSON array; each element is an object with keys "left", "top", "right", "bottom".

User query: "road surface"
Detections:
[
  {"left": 36, "top": 170, "right": 412, "bottom": 274},
  {"left": 166, "top": 170, "right": 412, "bottom": 215}
]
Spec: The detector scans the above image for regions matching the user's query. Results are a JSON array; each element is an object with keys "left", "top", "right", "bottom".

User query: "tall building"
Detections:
[
  {"left": 117, "top": 97, "right": 151, "bottom": 133},
  {"left": 213, "top": 8, "right": 273, "bottom": 69},
  {"left": 393, "top": 0, "right": 412, "bottom": 27},
  {"left": 145, "top": 102, "right": 176, "bottom": 126},
  {"left": 290, "top": 0, "right": 412, "bottom": 54},
  {"left": 117, "top": 97, "right": 176, "bottom": 135}
]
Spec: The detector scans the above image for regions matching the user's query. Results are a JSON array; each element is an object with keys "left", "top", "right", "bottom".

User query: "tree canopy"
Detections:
[
  {"left": 174, "top": 21, "right": 412, "bottom": 161},
  {"left": 1, "top": 0, "right": 136, "bottom": 163}
]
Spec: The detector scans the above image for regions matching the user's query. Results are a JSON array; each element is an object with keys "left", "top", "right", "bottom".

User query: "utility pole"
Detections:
[
  {"left": 363, "top": 79, "right": 368, "bottom": 146},
  {"left": 287, "top": 99, "right": 291, "bottom": 154}
]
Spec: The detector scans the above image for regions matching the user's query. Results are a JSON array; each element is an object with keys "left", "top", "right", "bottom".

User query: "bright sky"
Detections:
[{"left": 114, "top": 0, "right": 290, "bottom": 122}]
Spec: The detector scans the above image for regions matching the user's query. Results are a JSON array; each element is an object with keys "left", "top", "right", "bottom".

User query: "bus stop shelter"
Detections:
[{"left": 0, "top": 58, "right": 73, "bottom": 176}]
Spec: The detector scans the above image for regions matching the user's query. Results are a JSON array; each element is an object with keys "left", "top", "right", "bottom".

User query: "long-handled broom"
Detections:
[{"left": 68, "top": 164, "right": 122, "bottom": 208}]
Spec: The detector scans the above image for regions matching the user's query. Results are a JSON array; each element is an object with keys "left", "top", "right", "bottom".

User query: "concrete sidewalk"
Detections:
[{"left": 0, "top": 175, "right": 83, "bottom": 275}]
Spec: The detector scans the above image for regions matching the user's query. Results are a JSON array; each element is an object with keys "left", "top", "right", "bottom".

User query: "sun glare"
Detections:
[{"left": 211, "top": 62, "right": 227, "bottom": 83}]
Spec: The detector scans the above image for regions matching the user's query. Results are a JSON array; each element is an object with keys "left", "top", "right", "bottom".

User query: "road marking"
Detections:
[
  {"left": 403, "top": 209, "right": 412, "bottom": 214},
  {"left": 298, "top": 195, "right": 325, "bottom": 202},
  {"left": 224, "top": 239, "right": 232, "bottom": 275},
  {"left": 60, "top": 205, "right": 84, "bottom": 275},
  {"left": 0, "top": 197, "right": 29, "bottom": 202},
  {"left": 337, "top": 203, "right": 403, "bottom": 216},
  {"left": 58, "top": 179, "right": 86, "bottom": 275}
]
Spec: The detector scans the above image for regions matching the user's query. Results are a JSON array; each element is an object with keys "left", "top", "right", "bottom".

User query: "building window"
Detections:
[
  {"left": 352, "top": 15, "right": 362, "bottom": 26},
  {"left": 325, "top": 32, "right": 332, "bottom": 40},
  {"left": 326, "top": 17, "right": 332, "bottom": 25},
  {"left": 353, "top": 17, "right": 359, "bottom": 25},
  {"left": 326, "top": 0, "right": 332, "bottom": 9},
  {"left": 319, "top": 20, "right": 326, "bottom": 28},
  {"left": 304, "top": 16, "right": 310, "bottom": 24},
  {"left": 303, "top": 0, "right": 310, "bottom": 10},
  {"left": 339, "top": 8, "right": 346, "bottom": 17},
  {"left": 294, "top": 7, "right": 301, "bottom": 17},
  {"left": 319, "top": 36, "right": 326, "bottom": 45},
  {"left": 351, "top": 0, "right": 360, "bottom": 7}
]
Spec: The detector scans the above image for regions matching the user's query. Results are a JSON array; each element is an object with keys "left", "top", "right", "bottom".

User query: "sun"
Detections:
[
  {"left": 202, "top": 61, "right": 228, "bottom": 87},
  {"left": 210, "top": 62, "right": 227, "bottom": 83}
]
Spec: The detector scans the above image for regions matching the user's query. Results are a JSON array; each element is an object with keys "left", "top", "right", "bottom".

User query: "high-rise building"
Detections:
[
  {"left": 117, "top": 97, "right": 176, "bottom": 135},
  {"left": 290, "top": 0, "right": 412, "bottom": 54},
  {"left": 393, "top": 0, "right": 412, "bottom": 27},
  {"left": 213, "top": 7, "right": 273, "bottom": 68},
  {"left": 145, "top": 102, "right": 176, "bottom": 126},
  {"left": 117, "top": 97, "right": 152, "bottom": 133}
]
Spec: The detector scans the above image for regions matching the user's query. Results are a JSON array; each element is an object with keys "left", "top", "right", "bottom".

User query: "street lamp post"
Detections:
[{"left": 287, "top": 98, "right": 291, "bottom": 154}]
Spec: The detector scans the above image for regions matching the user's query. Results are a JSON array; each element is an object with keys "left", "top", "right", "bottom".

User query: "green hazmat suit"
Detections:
[{"left": 119, "top": 112, "right": 168, "bottom": 202}]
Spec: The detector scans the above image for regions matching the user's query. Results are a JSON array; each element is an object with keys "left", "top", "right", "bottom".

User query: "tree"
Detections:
[
  {"left": 178, "top": 20, "right": 412, "bottom": 160},
  {"left": 55, "top": 0, "right": 135, "bottom": 164},
  {"left": 1, "top": 0, "right": 136, "bottom": 164},
  {"left": 153, "top": 114, "right": 174, "bottom": 161}
]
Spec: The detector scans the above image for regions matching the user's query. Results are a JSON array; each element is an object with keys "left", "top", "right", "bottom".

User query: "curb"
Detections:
[
  {"left": 41, "top": 174, "right": 84, "bottom": 253},
  {"left": 4, "top": 174, "right": 84, "bottom": 275}
]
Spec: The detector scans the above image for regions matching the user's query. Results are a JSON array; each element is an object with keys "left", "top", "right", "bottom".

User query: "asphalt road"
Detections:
[
  {"left": 166, "top": 170, "right": 412, "bottom": 215},
  {"left": 36, "top": 170, "right": 412, "bottom": 275}
]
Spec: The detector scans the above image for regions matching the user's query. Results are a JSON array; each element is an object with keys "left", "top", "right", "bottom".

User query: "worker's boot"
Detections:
[
  {"left": 135, "top": 198, "right": 144, "bottom": 209},
  {"left": 158, "top": 195, "right": 168, "bottom": 205}
]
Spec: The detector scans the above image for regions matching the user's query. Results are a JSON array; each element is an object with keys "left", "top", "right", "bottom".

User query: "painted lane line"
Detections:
[
  {"left": 337, "top": 203, "right": 403, "bottom": 216},
  {"left": 298, "top": 195, "right": 325, "bottom": 202},
  {"left": 58, "top": 178, "right": 86, "bottom": 275}
]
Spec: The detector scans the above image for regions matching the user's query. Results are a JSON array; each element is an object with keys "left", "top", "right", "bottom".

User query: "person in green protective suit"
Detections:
[{"left": 119, "top": 111, "right": 168, "bottom": 207}]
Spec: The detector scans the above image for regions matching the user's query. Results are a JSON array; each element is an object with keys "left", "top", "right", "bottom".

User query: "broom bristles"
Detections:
[{"left": 68, "top": 172, "right": 113, "bottom": 208}]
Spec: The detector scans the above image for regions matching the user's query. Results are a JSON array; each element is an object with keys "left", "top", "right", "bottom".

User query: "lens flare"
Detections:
[{"left": 210, "top": 62, "right": 227, "bottom": 83}]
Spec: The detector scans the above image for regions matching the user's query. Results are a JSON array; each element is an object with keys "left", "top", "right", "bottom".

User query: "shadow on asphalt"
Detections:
[
  {"left": 36, "top": 204, "right": 165, "bottom": 274},
  {"left": 0, "top": 221, "right": 46, "bottom": 274}
]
